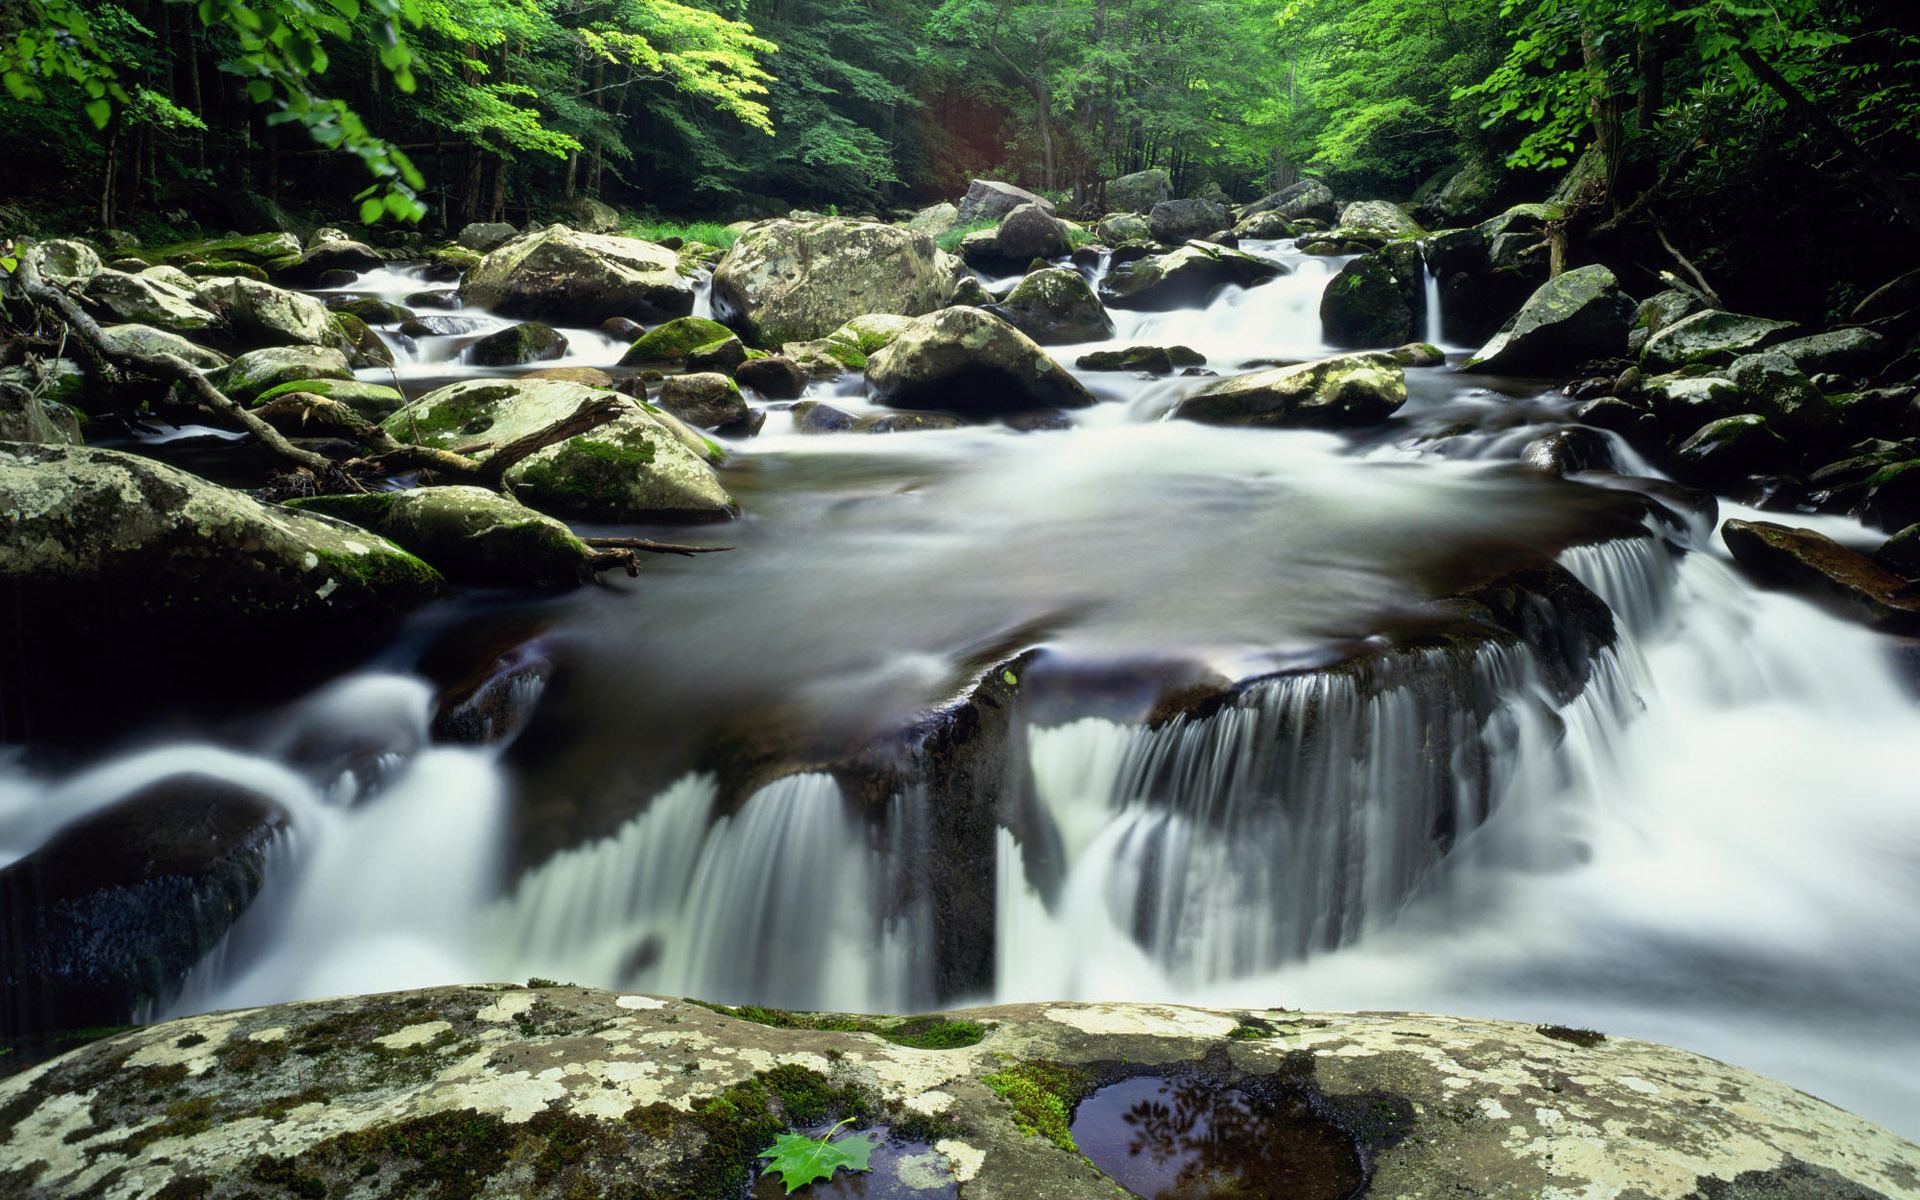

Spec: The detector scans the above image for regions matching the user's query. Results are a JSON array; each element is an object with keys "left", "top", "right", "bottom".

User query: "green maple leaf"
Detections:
[{"left": 758, "top": 1120, "right": 878, "bottom": 1194}]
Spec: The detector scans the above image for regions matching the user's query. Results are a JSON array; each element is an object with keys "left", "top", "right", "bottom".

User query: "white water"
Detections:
[
  {"left": 7, "top": 242, "right": 1920, "bottom": 1141},
  {"left": 1420, "top": 252, "right": 1445, "bottom": 347}
]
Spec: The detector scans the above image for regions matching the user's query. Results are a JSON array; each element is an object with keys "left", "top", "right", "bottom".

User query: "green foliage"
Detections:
[
  {"left": 758, "top": 1118, "right": 877, "bottom": 1195},
  {"left": 982, "top": 1060, "right": 1086, "bottom": 1151},
  {"left": 623, "top": 216, "right": 739, "bottom": 248},
  {"left": 935, "top": 218, "right": 996, "bottom": 252}
]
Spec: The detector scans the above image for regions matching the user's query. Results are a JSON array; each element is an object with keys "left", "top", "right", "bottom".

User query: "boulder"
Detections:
[
  {"left": 1320, "top": 254, "right": 1414, "bottom": 348},
  {"left": 402, "top": 314, "right": 486, "bottom": 340},
  {"left": 986, "top": 267, "right": 1115, "bottom": 345},
  {"left": 0, "top": 443, "right": 441, "bottom": 733},
  {"left": 0, "top": 372, "right": 83, "bottom": 446},
  {"left": 955, "top": 179, "right": 1055, "bottom": 225},
  {"left": 524, "top": 366, "right": 615, "bottom": 388},
  {"left": 1642, "top": 309, "right": 1799, "bottom": 373},
  {"left": 1243, "top": 178, "right": 1336, "bottom": 223},
  {"left": 618, "top": 316, "right": 736, "bottom": 365},
  {"left": 1337, "top": 200, "right": 1423, "bottom": 238},
  {"left": 1464, "top": 264, "right": 1635, "bottom": 376},
  {"left": 1095, "top": 212, "right": 1152, "bottom": 244},
  {"left": 1627, "top": 289, "right": 1704, "bottom": 357},
  {"left": 903, "top": 202, "right": 960, "bottom": 238},
  {"left": 80, "top": 269, "right": 219, "bottom": 334},
  {"left": 332, "top": 312, "right": 393, "bottom": 370},
  {"left": 865, "top": 307, "right": 1096, "bottom": 416},
  {"left": 31, "top": 238, "right": 102, "bottom": 287},
  {"left": 1421, "top": 159, "right": 1501, "bottom": 225},
  {"left": 1075, "top": 345, "right": 1205, "bottom": 375},
  {"left": 193, "top": 276, "right": 336, "bottom": 346},
  {"left": 287, "top": 486, "right": 598, "bottom": 589},
  {"left": 712, "top": 218, "right": 964, "bottom": 346},
  {"left": 288, "top": 235, "right": 382, "bottom": 282},
  {"left": 1726, "top": 353, "right": 1835, "bottom": 439},
  {"left": 1858, "top": 461, "right": 1920, "bottom": 531},
  {"left": 1851, "top": 267, "right": 1920, "bottom": 323},
  {"left": 1669, "top": 414, "right": 1794, "bottom": 483},
  {"left": 379, "top": 379, "right": 735, "bottom": 521},
  {"left": 960, "top": 202, "right": 1075, "bottom": 271},
  {"left": 860, "top": 411, "right": 966, "bottom": 434},
  {"left": 1148, "top": 198, "right": 1229, "bottom": 244},
  {"left": 216, "top": 346, "right": 354, "bottom": 403},
  {"left": 466, "top": 321, "right": 568, "bottom": 367},
  {"left": 686, "top": 335, "right": 750, "bottom": 374},
  {"left": 791, "top": 400, "right": 859, "bottom": 433},
  {"left": 1769, "top": 328, "right": 1890, "bottom": 378},
  {"left": 1640, "top": 373, "right": 1743, "bottom": 432},
  {"left": 460, "top": 225, "right": 694, "bottom": 325},
  {"left": 1874, "top": 524, "right": 1920, "bottom": 577},
  {"left": 1101, "top": 242, "right": 1286, "bottom": 311},
  {"left": 1106, "top": 168, "right": 1173, "bottom": 213},
  {"left": 1169, "top": 351, "right": 1407, "bottom": 428},
  {"left": 100, "top": 323, "right": 230, "bottom": 372},
  {"left": 552, "top": 195, "right": 622, "bottom": 234},
  {"left": 734, "top": 355, "right": 808, "bottom": 400},
  {"left": 780, "top": 338, "right": 866, "bottom": 380},
  {"left": 1723, "top": 518, "right": 1920, "bottom": 632},
  {"left": 326, "top": 295, "right": 414, "bottom": 325},
  {"left": 456, "top": 221, "right": 519, "bottom": 253},
  {"left": 1233, "top": 210, "right": 1299, "bottom": 240},
  {"left": 656, "top": 372, "right": 749, "bottom": 429},
  {"left": 0, "top": 775, "right": 286, "bottom": 1036}
]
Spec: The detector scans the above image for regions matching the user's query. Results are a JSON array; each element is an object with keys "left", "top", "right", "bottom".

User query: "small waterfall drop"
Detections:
[{"left": 1419, "top": 246, "right": 1444, "bottom": 347}]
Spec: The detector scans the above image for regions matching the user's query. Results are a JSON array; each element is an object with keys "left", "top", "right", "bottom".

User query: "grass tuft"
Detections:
[{"left": 624, "top": 217, "right": 740, "bottom": 250}]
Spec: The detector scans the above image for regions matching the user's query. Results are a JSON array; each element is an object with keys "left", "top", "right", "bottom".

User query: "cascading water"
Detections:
[
  {"left": 6, "top": 238, "right": 1920, "bottom": 1141},
  {"left": 1419, "top": 248, "right": 1445, "bottom": 347}
]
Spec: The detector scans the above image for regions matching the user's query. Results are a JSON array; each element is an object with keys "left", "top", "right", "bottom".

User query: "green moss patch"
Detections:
[
  {"left": 982, "top": 1060, "right": 1091, "bottom": 1152},
  {"left": 1535, "top": 1024, "right": 1606, "bottom": 1048},
  {"left": 691, "top": 1002, "right": 990, "bottom": 1050},
  {"left": 620, "top": 317, "right": 734, "bottom": 365}
]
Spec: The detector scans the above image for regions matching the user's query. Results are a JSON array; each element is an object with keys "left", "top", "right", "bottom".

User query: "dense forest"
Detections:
[{"left": 3, "top": 0, "right": 1918, "bottom": 317}]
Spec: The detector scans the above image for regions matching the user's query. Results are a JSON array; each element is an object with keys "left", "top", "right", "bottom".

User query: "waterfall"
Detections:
[{"left": 1420, "top": 247, "right": 1444, "bottom": 347}]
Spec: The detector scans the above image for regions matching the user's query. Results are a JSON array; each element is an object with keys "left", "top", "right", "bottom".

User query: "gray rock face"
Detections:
[
  {"left": 956, "top": 178, "right": 1056, "bottom": 225},
  {"left": 466, "top": 322, "right": 568, "bottom": 367},
  {"left": 1464, "top": 264, "right": 1635, "bottom": 376},
  {"left": 31, "top": 239, "right": 103, "bottom": 287},
  {"left": 3, "top": 991, "right": 1909, "bottom": 1200},
  {"left": 1149, "top": 198, "right": 1229, "bottom": 244},
  {"left": 101, "top": 323, "right": 232, "bottom": 372},
  {"left": 986, "top": 267, "right": 1115, "bottom": 345},
  {"left": 712, "top": 219, "right": 964, "bottom": 346},
  {"left": 1642, "top": 309, "right": 1800, "bottom": 373},
  {"left": 288, "top": 486, "right": 596, "bottom": 589},
  {"left": 552, "top": 195, "right": 622, "bottom": 234},
  {"left": 460, "top": 225, "right": 694, "bottom": 326},
  {"left": 193, "top": 276, "right": 336, "bottom": 346},
  {"left": 1095, "top": 212, "right": 1152, "bottom": 244},
  {"left": 0, "top": 361, "right": 85, "bottom": 445},
  {"left": 81, "top": 269, "right": 220, "bottom": 334},
  {"left": 1170, "top": 352, "right": 1408, "bottom": 428},
  {"left": 379, "top": 378, "right": 736, "bottom": 521},
  {"left": 1628, "top": 289, "right": 1704, "bottom": 356},
  {"left": 735, "top": 354, "right": 808, "bottom": 399},
  {"left": 903, "top": 202, "right": 960, "bottom": 238},
  {"left": 1320, "top": 254, "right": 1414, "bottom": 348},
  {"left": 865, "top": 307, "right": 1096, "bottom": 416},
  {"left": 1337, "top": 200, "right": 1423, "bottom": 238},
  {"left": 1100, "top": 242, "right": 1285, "bottom": 311},
  {"left": 456, "top": 221, "right": 520, "bottom": 252},
  {"left": 0, "top": 775, "right": 286, "bottom": 1036},
  {"left": 1106, "top": 168, "right": 1173, "bottom": 213},
  {"left": 1233, "top": 210, "right": 1298, "bottom": 240},
  {"left": 1727, "top": 352, "right": 1835, "bottom": 439},
  {"left": 1770, "top": 328, "right": 1890, "bottom": 377},
  {"left": 1243, "top": 178, "right": 1337, "bottom": 223}
]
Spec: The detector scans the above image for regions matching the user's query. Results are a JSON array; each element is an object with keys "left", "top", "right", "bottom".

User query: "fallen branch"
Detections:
[
  {"left": 1651, "top": 221, "right": 1722, "bottom": 308},
  {"left": 347, "top": 394, "right": 625, "bottom": 486},
  {"left": 582, "top": 535, "right": 733, "bottom": 557}
]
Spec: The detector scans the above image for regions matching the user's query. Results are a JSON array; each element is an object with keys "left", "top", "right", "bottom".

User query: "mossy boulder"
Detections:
[
  {"left": 618, "top": 316, "right": 736, "bottom": 365},
  {"left": 986, "top": 267, "right": 1116, "bottom": 345},
  {"left": 1320, "top": 253, "right": 1414, "bottom": 348},
  {"left": 1106, "top": 168, "right": 1173, "bottom": 213},
  {"left": 288, "top": 486, "right": 598, "bottom": 589},
  {"left": 713, "top": 218, "right": 966, "bottom": 346},
  {"left": 1640, "top": 372, "right": 1744, "bottom": 432},
  {"left": 1233, "top": 210, "right": 1299, "bottom": 240},
  {"left": 1627, "top": 289, "right": 1704, "bottom": 357},
  {"left": 100, "top": 323, "right": 231, "bottom": 372},
  {"left": 253, "top": 378, "right": 407, "bottom": 420},
  {"left": 379, "top": 379, "right": 735, "bottom": 521},
  {"left": 0, "top": 372, "right": 84, "bottom": 446},
  {"left": 1464, "top": 264, "right": 1635, "bottom": 376},
  {"left": 1100, "top": 242, "right": 1285, "bottom": 311},
  {"left": 193, "top": 276, "right": 336, "bottom": 347},
  {"left": 1169, "top": 351, "right": 1407, "bottom": 428},
  {"left": 326, "top": 295, "right": 415, "bottom": 325},
  {"left": 1726, "top": 353, "right": 1836, "bottom": 440},
  {"left": 686, "top": 335, "right": 750, "bottom": 374},
  {"left": 1642, "top": 309, "right": 1800, "bottom": 373},
  {"left": 467, "top": 321, "right": 569, "bottom": 367},
  {"left": 215, "top": 346, "right": 354, "bottom": 403},
  {"left": 956, "top": 178, "right": 1055, "bottom": 224},
  {"left": 827, "top": 313, "right": 916, "bottom": 357},
  {"left": 332, "top": 312, "right": 395, "bottom": 369},
  {"left": 1669, "top": 414, "right": 1794, "bottom": 484},
  {"left": 457, "top": 221, "right": 519, "bottom": 252},
  {"left": 1770, "top": 328, "right": 1891, "bottom": 378},
  {"left": 1148, "top": 198, "right": 1229, "bottom": 244},
  {"left": 1075, "top": 345, "right": 1204, "bottom": 375},
  {"left": 251, "top": 392, "right": 381, "bottom": 443},
  {"left": 904, "top": 201, "right": 961, "bottom": 238},
  {"left": 1242, "top": 178, "right": 1337, "bottom": 224},
  {"left": 1858, "top": 460, "right": 1920, "bottom": 531},
  {"left": 656, "top": 372, "right": 749, "bottom": 429},
  {"left": 865, "top": 308, "right": 1097, "bottom": 417},
  {"left": 460, "top": 225, "right": 694, "bottom": 325},
  {"left": 80, "top": 269, "right": 220, "bottom": 334},
  {"left": 735, "top": 355, "right": 808, "bottom": 400},
  {"left": 1336, "top": 200, "right": 1424, "bottom": 238},
  {"left": 138, "top": 231, "right": 302, "bottom": 271},
  {"left": 960, "top": 203, "right": 1076, "bottom": 272}
]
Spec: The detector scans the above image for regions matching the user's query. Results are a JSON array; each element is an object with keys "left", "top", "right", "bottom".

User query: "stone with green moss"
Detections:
[
  {"left": 252, "top": 392, "right": 382, "bottom": 443},
  {"left": 1320, "top": 253, "right": 1413, "bottom": 348},
  {"left": 618, "top": 316, "right": 735, "bottom": 365},
  {"left": 713, "top": 218, "right": 970, "bottom": 346},
  {"left": 100, "top": 323, "right": 231, "bottom": 373},
  {"left": 1642, "top": 309, "right": 1803, "bottom": 373},
  {"left": 193, "top": 276, "right": 336, "bottom": 347},
  {"left": 327, "top": 296, "right": 416, "bottom": 325},
  {"left": 1465, "top": 264, "right": 1635, "bottom": 376},
  {"left": 288, "top": 486, "right": 597, "bottom": 589},
  {"left": 986, "top": 267, "right": 1115, "bottom": 345},
  {"left": 331, "top": 311, "right": 396, "bottom": 369},
  {"left": 182, "top": 259, "right": 270, "bottom": 282},
  {"left": 80, "top": 269, "right": 220, "bottom": 334},
  {"left": 135, "top": 232, "right": 302, "bottom": 270},
  {"left": 254, "top": 378, "right": 407, "bottom": 420},
  {"left": 655, "top": 372, "right": 748, "bottom": 430},
  {"left": 685, "top": 335, "right": 749, "bottom": 374},
  {"left": 866, "top": 308, "right": 1096, "bottom": 416},
  {"left": 1670, "top": 414, "right": 1794, "bottom": 484},
  {"left": 1171, "top": 351, "right": 1407, "bottom": 428},
  {"left": 216, "top": 347, "right": 354, "bottom": 403},
  {"left": 460, "top": 226, "right": 692, "bottom": 325},
  {"left": 827, "top": 313, "right": 917, "bottom": 356}
]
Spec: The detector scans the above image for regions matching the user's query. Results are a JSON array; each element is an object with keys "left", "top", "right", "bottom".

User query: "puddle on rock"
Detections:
[
  {"left": 750, "top": 1130, "right": 958, "bottom": 1200},
  {"left": 1069, "top": 1076, "right": 1365, "bottom": 1200}
]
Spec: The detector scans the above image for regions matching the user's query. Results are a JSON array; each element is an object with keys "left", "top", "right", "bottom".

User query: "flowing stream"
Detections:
[{"left": 5, "top": 239, "right": 1919, "bottom": 1138}]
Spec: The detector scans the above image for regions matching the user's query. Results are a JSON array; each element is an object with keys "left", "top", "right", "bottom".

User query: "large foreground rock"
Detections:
[
  {"left": 713, "top": 218, "right": 964, "bottom": 346},
  {"left": 1148, "top": 198, "right": 1228, "bottom": 244},
  {"left": 193, "top": 275, "right": 336, "bottom": 346},
  {"left": 865, "top": 308, "right": 1096, "bottom": 416},
  {"left": 379, "top": 379, "right": 736, "bottom": 521},
  {"left": 1100, "top": 242, "right": 1285, "bottom": 311},
  {"left": 460, "top": 225, "right": 695, "bottom": 325},
  {"left": 1464, "top": 264, "right": 1635, "bottom": 375},
  {"left": 1, "top": 989, "right": 1912, "bottom": 1200},
  {"left": 1170, "top": 352, "right": 1407, "bottom": 428},
  {"left": 1723, "top": 518, "right": 1920, "bottom": 632}
]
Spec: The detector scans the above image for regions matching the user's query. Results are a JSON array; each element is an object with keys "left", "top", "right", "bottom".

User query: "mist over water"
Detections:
[{"left": 6, "top": 239, "right": 1918, "bottom": 1140}]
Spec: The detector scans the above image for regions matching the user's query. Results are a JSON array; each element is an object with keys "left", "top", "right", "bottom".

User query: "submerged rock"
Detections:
[
  {"left": 865, "top": 308, "right": 1096, "bottom": 416},
  {"left": 986, "top": 266, "right": 1115, "bottom": 345},
  {"left": 1169, "top": 352, "right": 1407, "bottom": 428},
  {"left": 460, "top": 225, "right": 694, "bottom": 325},
  {"left": 1723, "top": 518, "right": 1920, "bottom": 632},
  {"left": 713, "top": 218, "right": 965, "bottom": 346},
  {"left": 289, "top": 486, "right": 599, "bottom": 589},
  {"left": 1464, "top": 264, "right": 1635, "bottom": 376}
]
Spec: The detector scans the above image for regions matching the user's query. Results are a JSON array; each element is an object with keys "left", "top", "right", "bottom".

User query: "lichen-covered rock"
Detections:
[
  {"left": 1627, "top": 289, "right": 1704, "bottom": 357},
  {"left": 456, "top": 221, "right": 519, "bottom": 252},
  {"left": 1106, "top": 168, "right": 1172, "bottom": 213},
  {"left": 1770, "top": 328, "right": 1891, "bottom": 377},
  {"left": 986, "top": 267, "right": 1115, "bottom": 345},
  {"left": 959, "top": 202, "right": 1075, "bottom": 271},
  {"left": 1, "top": 992, "right": 1910, "bottom": 1200},
  {"left": 379, "top": 379, "right": 735, "bottom": 521},
  {"left": 215, "top": 346, "right": 354, "bottom": 403},
  {"left": 1233, "top": 210, "right": 1299, "bottom": 240},
  {"left": 0, "top": 372, "right": 84, "bottom": 446},
  {"left": 466, "top": 321, "right": 568, "bottom": 367},
  {"left": 141, "top": 231, "right": 302, "bottom": 272},
  {"left": 1095, "top": 212, "right": 1152, "bottom": 244},
  {"left": 904, "top": 202, "right": 960, "bottom": 238},
  {"left": 1723, "top": 518, "right": 1920, "bottom": 632},
  {"left": 956, "top": 178, "right": 1055, "bottom": 224},
  {"left": 551, "top": 195, "right": 622, "bottom": 234},
  {"left": 827, "top": 313, "right": 917, "bottom": 356},
  {"left": 618, "top": 316, "right": 735, "bottom": 365},
  {"left": 1170, "top": 351, "right": 1406, "bottom": 428},
  {"left": 80, "top": 269, "right": 220, "bottom": 334},
  {"left": 712, "top": 219, "right": 965, "bottom": 346},
  {"left": 791, "top": 399, "right": 859, "bottom": 433},
  {"left": 1642, "top": 309, "right": 1800, "bottom": 373},
  {"left": 1640, "top": 372, "right": 1743, "bottom": 432},
  {"left": 1320, "top": 254, "right": 1414, "bottom": 348},
  {"left": 656, "top": 372, "right": 749, "bottom": 429},
  {"left": 100, "top": 323, "right": 231, "bottom": 372},
  {"left": 1242, "top": 178, "right": 1336, "bottom": 224},
  {"left": 460, "top": 225, "right": 694, "bottom": 325},
  {"left": 31, "top": 238, "right": 102, "bottom": 287},
  {"left": 251, "top": 392, "right": 381, "bottom": 443},
  {"left": 1726, "top": 352, "right": 1835, "bottom": 439},
  {"left": 1669, "top": 414, "right": 1794, "bottom": 483},
  {"left": 865, "top": 308, "right": 1096, "bottom": 416},
  {"left": 686, "top": 334, "right": 750, "bottom": 374},
  {"left": 325, "top": 295, "right": 414, "bottom": 325},
  {"left": 1337, "top": 200, "right": 1423, "bottom": 238},
  {"left": 288, "top": 486, "right": 597, "bottom": 589},
  {"left": 0, "top": 775, "right": 286, "bottom": 1036},
  {"left": 1464, "top": 264, "right": 1635, "bottom": 376},
  {"left": 332, "top": 312, "right": 394, "bottom": 370},
  {"left": 192, "top": 276, "right": 335, "bottom": 347},
  {"left": 1100, "top": 242, "right": 1285, "bottom": 311},
  {"left": 1148, "top": 198, "right": 1229, "bottom": 244},
  {"left": 1858, "top": 461, "right": 1920, "bottom": 532}
]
